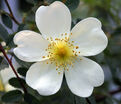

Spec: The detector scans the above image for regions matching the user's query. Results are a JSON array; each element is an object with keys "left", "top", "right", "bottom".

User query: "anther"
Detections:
[
  {"left": 42, "top": 56, "right": 45, "bottom": 58},
  {"left": 76, "top": 46, "right": 79, "bottom": 49}
]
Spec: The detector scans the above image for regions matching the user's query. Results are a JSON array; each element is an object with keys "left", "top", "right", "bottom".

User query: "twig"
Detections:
[
  {"left": 4, "top": 0, "right": 20, "bottom": 25},
  {"left": 96, "top": 87, "right": 121, "bottom": 102},
  {"left": 0, "top": 43, "right": 27, "bottom": 93}
]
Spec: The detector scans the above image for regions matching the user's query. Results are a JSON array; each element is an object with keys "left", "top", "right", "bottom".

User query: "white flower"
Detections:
[
  {"left": 0, "top": 57, "right": 20, "bottom": 91},
  {"left": 13, "top": 1, "right": 108, "bottom": 97}
]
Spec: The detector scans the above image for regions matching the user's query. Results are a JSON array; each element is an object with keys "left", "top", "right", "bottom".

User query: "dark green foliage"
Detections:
[
  {"left": 65, "top": 0, "right": 80, "bottom": 11},
  {"left": 88, "top": 95, "right": 97, "bottom": 104},
  {"left": 17, "top": 24, "right": 26, "bottom": 31},
  {"left": 1, "top": 90, "right": 23, "bottom": 103},
  {"left": 6, "top": 34, "right": 15, "bottom": 48},
  {"left": 1, "top": 13, "right": 13, "bottom": 29},
  {"left": 9, "top": 77, "right": 26, "bottom": 89},
  {"left": 0, "top": 24, "right": 9, "bottom": 42},
  {"left": 74, "top": 96, "right": 87, "bottom": 104},
  {"left": 24, "top": 93, "right": 41, "bottom": 104},
  {"left": 46, "top": 0, "right": 79, "bottom": 11},
  {"left": 17, "top": 67, "right": 28, "bottom": 77}
]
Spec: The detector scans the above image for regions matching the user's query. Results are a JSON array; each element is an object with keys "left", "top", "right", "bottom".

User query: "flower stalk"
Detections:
[{"left": 0, "top": 43, "right": 27, "bottom": 93}]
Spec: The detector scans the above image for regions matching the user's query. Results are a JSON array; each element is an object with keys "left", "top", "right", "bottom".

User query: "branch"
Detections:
[
  {"left": 4, "top": 0, "right": 20, "bottom": 25},
  {"left": 0, "top": 43, "right": 27, "bottom": 93}
]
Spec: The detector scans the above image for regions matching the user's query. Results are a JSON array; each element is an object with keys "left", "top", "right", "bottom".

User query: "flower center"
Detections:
[
  {"left": 42, "top": 33, "right": 80, "bottom": 73},
  {"left": 57, "top": 47, "right": 67, "bottom": 57}
]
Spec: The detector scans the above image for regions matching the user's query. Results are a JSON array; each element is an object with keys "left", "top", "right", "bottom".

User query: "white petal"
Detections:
[
  {"left": 0, "top": 57, "right": 19, "bottom": 91},
  {"left": 5, "top": 84, "right": 16, "bottom": 92},
  {"left": 0, "top": 57, "right": 19, "bottom": 84},
  {"left": 14, "top": 30, "right": 49, "bottom": 62},
  {"left": 70, "top": 17, "right": 108, "bottom": 56},
  {"left": 26, "top": 60, "right": 63, "bottom": 96},
  {"left": 65, "top": 57, "right": 104, "bottom": 97},
  {"left": 35, "top": 1, "right": 71, "bottom": 39}
]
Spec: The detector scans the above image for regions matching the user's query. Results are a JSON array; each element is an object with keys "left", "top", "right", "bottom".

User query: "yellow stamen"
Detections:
[{"left": 45, "top": 33, "right": 79, "bottom": 71}]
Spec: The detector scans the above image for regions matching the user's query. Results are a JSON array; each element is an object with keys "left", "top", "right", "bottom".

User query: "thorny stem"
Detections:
[
  {"left": 4, "top": 0, "right": 20, "bottom": 25},
  {"left": 0, "top": 43, "right": 27, "bottom": 93}
]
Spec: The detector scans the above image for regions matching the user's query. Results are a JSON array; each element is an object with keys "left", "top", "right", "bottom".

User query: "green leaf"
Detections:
[
  {"left": 65, "top": 0, "right": 80, "bottom": 11},
  {"left": 17, "top": 24, "right": 25, "bottom": 31},
  {"left": 1, "top": 13, "right": 13, "bottom": 29},
  {"left": 9, "top": 77, "right": 26, "bottom": 88},
  {"left": 6, "top": 34, "right": 16, "bottom": 48},
  {"left": 46, "top": 0, "right": 80, "bottom": 11},
  {"left": 74, "top": 96, "right": 87, "bottom": 104},
  {"left": 0, "top": 24, "right": 9, "bottom": 42},
  {"left": 88, "top": 95, "right": 97, "bottom": 104},
  {"left": 1, "top": 90, "right": 23, "bottom": 103},
  {"left": 17, "top": 67, "right": 28, "bottom": 77},
  {"left": 24, "top": 93, "right": 40, "bottom": 104}
]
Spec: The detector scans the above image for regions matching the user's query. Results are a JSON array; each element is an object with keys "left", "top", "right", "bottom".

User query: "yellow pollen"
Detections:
[
  {"left": 76, "top": 46, "right": 79, "bottom": 49},
  {"left": 57, "top": 47, "right": 67, "bottom": 57},
  {"left": 45, "top": 33, "right": 79, "bottom": 72},
  {"left": 42, "top": 56, "right": 45, "bottom": 58}
]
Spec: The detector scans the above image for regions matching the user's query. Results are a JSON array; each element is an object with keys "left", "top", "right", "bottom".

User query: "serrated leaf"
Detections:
[
  {"left": 1, "top": 13, "right": 13, "bottom": 29},
  {"left": 24, "top": 93, "right": 40, "bottom": 104},
  {"left": 17, "top": 67, "right": 28, "bottom": 77},
  {"left": 9, "top": 77, "right": 26, "bottom": 88},
  {"left": 0, "top": 24, "right": 9, "bottom": 42},
  {"left": 1, "top": 90, "right": 23, "bottom": 103}
]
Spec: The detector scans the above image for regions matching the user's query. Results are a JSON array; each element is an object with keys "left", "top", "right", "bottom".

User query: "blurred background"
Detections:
[{"left": 0, "top": 0, "right": 121, "bottom": 104}]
